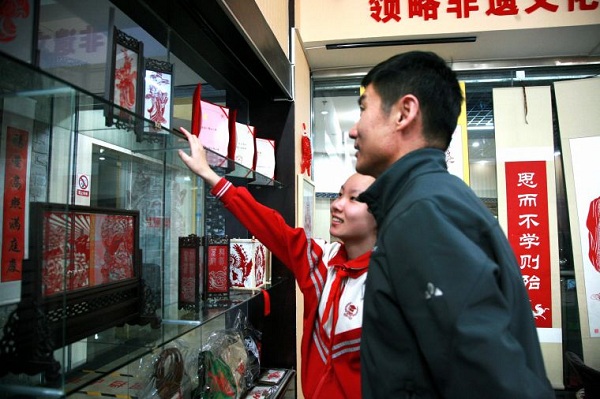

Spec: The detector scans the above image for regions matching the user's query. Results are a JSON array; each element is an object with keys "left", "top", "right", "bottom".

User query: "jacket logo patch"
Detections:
[
  {"left": 344, "top": 302, "right": 359, "bottom": 319},
  {"left": 425, "top": 282, "right": 443, "bottom": 299}
]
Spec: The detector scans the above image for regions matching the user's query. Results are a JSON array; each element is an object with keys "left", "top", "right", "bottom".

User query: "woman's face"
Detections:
[{"left": 329, "top": 173, "right": 376, "bottom": 243}]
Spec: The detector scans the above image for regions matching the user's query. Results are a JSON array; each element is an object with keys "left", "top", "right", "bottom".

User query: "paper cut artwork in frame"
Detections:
[
  {"left": 144, "top": 58, "right": 173, "bottom": 135},
  {"left": 105, "top": 27, "right": 144, "bottom": 139},
  {"left": 38, "top": 205, "right": 138, "bottom": 296},
  {"left": 0, "top": 203, "right": 145, "bottom": 378}
]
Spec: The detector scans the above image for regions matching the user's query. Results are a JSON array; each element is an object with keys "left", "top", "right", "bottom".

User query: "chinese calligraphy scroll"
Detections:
[
  {"left": 493, "top": 85, "right": 562, "bottom": 385},
  {"left": 506, "top": 161, "right": 552, "bottom": 327},
  {"left": 1, "top": 127, "right": 29, "bottom": 282}
]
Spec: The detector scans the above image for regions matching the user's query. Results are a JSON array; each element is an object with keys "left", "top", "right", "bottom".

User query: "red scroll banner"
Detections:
[
  {"left": 505, "top": 161, "right": 552, "bottom": 328},
  {"left": 1, "top": 127, "right": 29, "bottom": 282}
]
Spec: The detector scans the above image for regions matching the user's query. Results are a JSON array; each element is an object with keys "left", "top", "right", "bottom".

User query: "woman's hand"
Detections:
[{"left": 177, "top": 127, "right": 221, "bottom": 187}]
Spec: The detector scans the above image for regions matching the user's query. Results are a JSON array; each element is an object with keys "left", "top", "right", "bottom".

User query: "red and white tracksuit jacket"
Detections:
[{"left": 212, "top": 178, "right": 370, "bottom": 399}]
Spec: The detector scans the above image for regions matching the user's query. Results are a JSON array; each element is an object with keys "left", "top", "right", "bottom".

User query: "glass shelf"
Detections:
[
  {"left": 0, "top": 52, "right": 282, "bottom": 189},
  {"left": 0, "top": 52, "right": 286, "bottom": 397},
  {"left": 0, "top": 277, "right": 287, "bottom": 397}
]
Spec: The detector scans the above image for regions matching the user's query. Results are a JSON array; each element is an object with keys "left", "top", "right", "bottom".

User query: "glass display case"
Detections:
[{"left": 0, "top": 53, "right": 292, "bottom": 398}]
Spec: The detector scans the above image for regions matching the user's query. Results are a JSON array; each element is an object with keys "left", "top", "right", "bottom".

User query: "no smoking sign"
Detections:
[{"left": 77, "top": 174, "right": 90, "bottom": 197}]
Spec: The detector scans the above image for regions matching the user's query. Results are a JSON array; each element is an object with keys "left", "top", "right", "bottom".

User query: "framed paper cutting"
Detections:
[
  {"left": 36, "top": 204, "right": 139, "bottom": 296},
  {"left": 105, "top": 27, "right": 144, "bottom": 139},
  {"left": 0, "top": 204, "right": 145, "bottom": 378},
  {"left": 28, "top": 204, "right": 142, "bottom": 345},
  {"left": 144, "top": 58, "right": 173, "bottom": 132}
]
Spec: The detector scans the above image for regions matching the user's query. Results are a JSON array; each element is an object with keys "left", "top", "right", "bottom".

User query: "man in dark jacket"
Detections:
[{"left": 350, "top": 51, "right": 554, "bottom": 398}]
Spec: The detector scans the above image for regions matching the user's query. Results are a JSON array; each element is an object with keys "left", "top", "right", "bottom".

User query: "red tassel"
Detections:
[{"left": 261, "top": 289, "right": 271, "bottom": 316}]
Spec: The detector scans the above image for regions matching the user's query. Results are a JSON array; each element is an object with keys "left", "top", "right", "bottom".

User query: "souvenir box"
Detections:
[
  {"left": 191, "top": 84, "right": 231, "bottom": 168},
  {"left": 229, "top": 238, "right": 270, "bottom": 290},
  {"left": 255, "top": 138, "right": 276, "bottom": 180},
  {"left": 232, "top": 122, "right": 256, "bottom": 172},
  {"left": 178, "top": 234, "right": 204, "bottom": 311},
  {"left": 204, "top": 236, "right": 231, "bottom": 308}
]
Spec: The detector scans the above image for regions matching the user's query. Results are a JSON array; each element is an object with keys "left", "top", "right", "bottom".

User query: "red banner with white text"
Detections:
[{"left": 505, "top": 160, "right": 552, "bottom": 328}]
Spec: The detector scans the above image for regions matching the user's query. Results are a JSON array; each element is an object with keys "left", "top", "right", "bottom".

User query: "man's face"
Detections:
[{"left": 349, "top": 84, "right": 401, "bottom": 178}]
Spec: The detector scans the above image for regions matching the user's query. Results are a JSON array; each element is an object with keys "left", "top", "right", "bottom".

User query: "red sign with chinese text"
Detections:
[
  {"left": 1, "top": 127, "right": 29, "bottom": 281},
  {"left": 505, "top": 161, "right": 552, "bottom": 327},
  {"left": 368, "top": 0, "right": 597, "bottom": 22}
]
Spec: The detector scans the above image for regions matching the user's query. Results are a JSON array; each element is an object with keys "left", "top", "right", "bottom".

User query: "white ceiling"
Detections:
[
  {"left": 306, "top": 23, "right": 600, "bottom": 193},
  {"left": 304, "top": 24, "right": 600, "bottom": 73}
]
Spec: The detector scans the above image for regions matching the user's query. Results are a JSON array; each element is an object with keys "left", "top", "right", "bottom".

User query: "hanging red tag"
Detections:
[{"left": 261, "top": 289, "right": 271, "bottom": 316}]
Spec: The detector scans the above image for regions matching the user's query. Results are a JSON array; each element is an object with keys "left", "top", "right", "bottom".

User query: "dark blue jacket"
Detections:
[{"left": 359, "top": 148, "right": 554, "bottom": 398}]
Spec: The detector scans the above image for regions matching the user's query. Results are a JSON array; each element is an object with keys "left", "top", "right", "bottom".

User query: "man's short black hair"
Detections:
[{"left": 361, "top": 51, "right": 463, "bottom": 150}]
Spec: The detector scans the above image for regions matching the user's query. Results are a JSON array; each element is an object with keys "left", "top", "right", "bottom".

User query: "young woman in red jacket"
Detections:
[{"left": 178, "top": 127, "right": 376, "bottom": 399}]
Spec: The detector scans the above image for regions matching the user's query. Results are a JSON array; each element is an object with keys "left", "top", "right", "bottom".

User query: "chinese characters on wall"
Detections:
[
  {"left": 369, "top": 0, "right": 598, "bottom": 21},
  {"left": 38, "top": 24, "right": 105, "bottom": 59},
  {"left": 506, "top": 161, "right": 552, "bottom": 327}
]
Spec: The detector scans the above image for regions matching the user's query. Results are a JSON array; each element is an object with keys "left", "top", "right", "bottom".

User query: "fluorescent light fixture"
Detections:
[
  {"left": 326, "top": 36, "right": 477, "bottom": 50},
  {"left": 468, "top": 125, "right": 495, "bottom": 131}
]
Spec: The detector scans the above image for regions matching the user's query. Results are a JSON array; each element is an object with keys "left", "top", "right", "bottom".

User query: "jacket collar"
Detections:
[{"left": 358, "top": 148, "right": 447, "bottom": 224}]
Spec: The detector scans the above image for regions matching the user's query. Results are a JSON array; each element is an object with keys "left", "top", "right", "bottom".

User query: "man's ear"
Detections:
[{"left": 396, "top": 94, "right": 419, "bottom": 128}]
